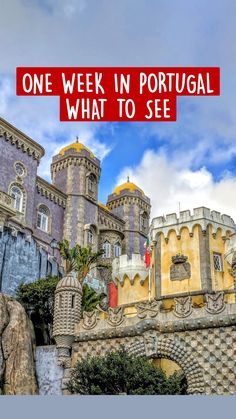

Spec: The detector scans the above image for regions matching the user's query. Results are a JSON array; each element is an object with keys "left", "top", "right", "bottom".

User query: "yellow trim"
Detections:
[
  {"left": 98, "top": 202, "right": 111, "bottom": 212},
  {"left": 59, "top": 142, "right": 95, "bottom": 158}
]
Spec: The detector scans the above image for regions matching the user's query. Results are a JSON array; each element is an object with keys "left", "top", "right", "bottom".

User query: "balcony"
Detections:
[{"left": 0, "top": 190, "right": 16, "bottom": 227}]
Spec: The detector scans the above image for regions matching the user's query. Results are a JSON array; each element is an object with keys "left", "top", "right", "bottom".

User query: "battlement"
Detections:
[
  {"left": 112, "top": 253, "right": 148, "bottom": 286},
  {"left": 151, "top": 207, "right": 236, "bottom": 240}
]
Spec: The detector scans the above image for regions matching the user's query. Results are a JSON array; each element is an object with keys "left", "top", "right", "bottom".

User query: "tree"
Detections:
[
  {"left": 58, "top": 240, "right": 108, "bottom": 283},
  {"left": 58, "top": 239, "right": 78, "bottom": 274},
  {"left": 82, "top": 284, "right": 106, "bottom": 312},
  {"left": 16, "top": 276, "right": 106, "bottom": 345},
  {"left": 67, "top": 347, "right": 187, "bottom": 395},
  {"left": 75, "top": 245, "right": 107, "bottom": 283},
  {"left": 16, "top": 276, "right": 59, "bottom": 345}
]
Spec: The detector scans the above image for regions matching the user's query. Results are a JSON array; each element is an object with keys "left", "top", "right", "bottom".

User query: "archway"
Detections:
[
  {"left": 152, "top": 358, "right": 181, "bottom": 377},
  {"left": 127, "top": 335, "right": 205, "bottom": 394}
]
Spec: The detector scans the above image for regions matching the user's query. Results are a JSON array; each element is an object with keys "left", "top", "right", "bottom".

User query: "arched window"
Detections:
[
  {"left": 87, "top": 173, "right": 97, "bottom": 197},
  {"left": 37, "top": 205, "right": 50, "bottom": 232},
  {"left": 114, "top": 242, "right": 121, "bottom": 258},
  {"left": 10, "top": 185, "right": 23, "bottom": 212},
  {"left": 87, "top": 229, "right": 94, "bottom": 245},
  {"left": 140, "top": 211, "right": 148, "bottom": 232},
  {"left": 102, "top": 240, "right": 111, "bottom": 258}
]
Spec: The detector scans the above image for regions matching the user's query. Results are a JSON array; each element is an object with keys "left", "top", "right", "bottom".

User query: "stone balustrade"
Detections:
[{"left": 0, "top": 190, "right": 16, "bottom": 229}]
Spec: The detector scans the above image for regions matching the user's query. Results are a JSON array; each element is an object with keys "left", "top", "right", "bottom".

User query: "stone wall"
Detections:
[
  {"left": 71, "top": 325, "right": 236, "bottom": 395},
  {"left": 0, "top": 133, "right": 39, "bottom": 230},
  {"left": 35, "top": 346, "right": 64, "bottom": 395},
  {"left": 0, "top": 229, "right": 58, "bottom": 296},
  {"left": 69, "top": 296, "right": 236, "bottom": 395}
]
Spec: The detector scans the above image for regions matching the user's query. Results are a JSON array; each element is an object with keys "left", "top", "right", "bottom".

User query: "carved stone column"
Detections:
[
  {"left": 155, "top": 233, "right": 162, "bottom": 297},
  {"left": 198, "top": 226, "right": 212, "bottom": 293}
]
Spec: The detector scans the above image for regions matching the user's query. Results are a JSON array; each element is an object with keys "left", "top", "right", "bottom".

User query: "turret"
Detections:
[
  {"left": 51, "top": 140, "right": 101, "bottom": 246},
  {"left": 107, "top": 178, "right": 151, "bottom": 257},
  {"left": 53, "top": 274, "right": 82, "bottom": 359}
]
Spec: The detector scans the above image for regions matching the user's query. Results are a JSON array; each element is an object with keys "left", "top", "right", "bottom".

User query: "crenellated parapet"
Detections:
[
  {"left": 0, "top": 117, "right": 44, "bottom": 161},
  {"left": 51, "top": 156, "right": 101, "bottom": 179},
  {"left": 150, "top": 207, "right": 236, "bottom": 240},
  {"left": 51, "top": 147, "right": 101, "bottom": 182},
  {"left": 36, "top": 177, "right": 67, "bottom": 208},
  {"left": 107, "top": 193, "right": 150, "bottom": 212},
  {"left": 112, "top": 253, "right": 148, "bottom": 286}
]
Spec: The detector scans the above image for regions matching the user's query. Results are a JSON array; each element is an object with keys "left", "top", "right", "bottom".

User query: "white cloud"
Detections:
[
  {"left": 117, "top": 149, "right": 236, "bottom": 222},
  {"left": 1, "top": 0, "right": 236, "bottom": 203},
  {"left": 0, "top": 77, "right": 12, "bottom": 113}
]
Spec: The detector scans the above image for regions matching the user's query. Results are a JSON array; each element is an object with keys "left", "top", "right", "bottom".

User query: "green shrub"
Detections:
[{"left": 67, "top": 347, "right": 187, "bottom": 395}]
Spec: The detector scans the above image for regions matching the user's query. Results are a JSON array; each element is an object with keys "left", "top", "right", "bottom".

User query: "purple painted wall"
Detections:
[
  {"left": 84, "top": 199, "right": 97, "bottom": 225},
  {"left": 0, "top": 136, "right": 38, "bottom": 229},
  {"left": 52, "top": 166, "right": 68, "bottom": 193},
  {"left": 33, "top": 190, "right": 64, "bottom": 245}
]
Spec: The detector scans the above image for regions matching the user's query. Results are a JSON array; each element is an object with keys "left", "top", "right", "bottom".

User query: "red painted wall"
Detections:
[{"left": 109, "top": 282, "right": 118, "bottom": 308}]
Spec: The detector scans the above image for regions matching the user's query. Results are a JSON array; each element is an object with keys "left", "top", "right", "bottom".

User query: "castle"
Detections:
[
  {"left": 0, "top": 116, "right": 150, "bottom": 293},
  {"left": 1, "top": 116, "right": 236, "bottom": 395}
]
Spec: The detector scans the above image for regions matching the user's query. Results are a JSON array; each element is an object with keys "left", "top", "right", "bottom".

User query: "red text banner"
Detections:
[{"left": 16, "top": 67, "right": 220, "bottom": 122}]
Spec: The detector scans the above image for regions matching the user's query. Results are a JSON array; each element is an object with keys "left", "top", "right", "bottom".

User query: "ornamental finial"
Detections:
[
  {"left": 76, "top": 136, "right": 79, "bottom": 143},
  {"left": 127, "top": 176, "right": 130, "bottom": 182}
]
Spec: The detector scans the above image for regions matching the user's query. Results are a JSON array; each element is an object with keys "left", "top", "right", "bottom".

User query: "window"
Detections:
[
  {"left": 37, "top": 205, "right": 50, "bottom": 232},
  {"left": 213, "top": 253, "right": 223, "bottom": 272},
  {"left": 59, "top": 295, "right": 62, "bottom": 309},
  {"left": 14, "top": 162, "right": 26, "bottom": 177},
  {"left": 87, "top": 173, "right": 96, "bottom": 196},
  {"left": 114, "top": 242, "right": 121, "bottom": 257},
  {"left": 87, "top": 229, "right": 94, "bottom": 245},
  {"left": 102, "top": 240, "right": 111, "bottom": 258},
  {"left": 10, "top": 185, "right": 23, "bottom": 212},
  {"left": 140, "top": 212, "right": 148, "bottom": 232}
]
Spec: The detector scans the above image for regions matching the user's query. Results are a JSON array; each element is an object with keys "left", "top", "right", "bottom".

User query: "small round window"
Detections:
[{"left": 15, "top": 162, "right": 26, "bottom": 177}]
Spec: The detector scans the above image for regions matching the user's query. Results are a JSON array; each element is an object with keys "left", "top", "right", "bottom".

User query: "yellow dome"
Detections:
[
  {"left": 113, "top": 181, "right": 144, "bottom": 196},
  {"left": 59, "top": 142, "right": 95, "bottom": 158}
]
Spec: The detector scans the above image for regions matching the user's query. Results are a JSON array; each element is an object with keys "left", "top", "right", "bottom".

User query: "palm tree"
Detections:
[
  {"left": 58, "top": 239, "right": 78, "bottom": 274},
  {"left": 76, "top": 245, "right": 106, "bottom": 283},
  {"left": 58, "top": 240, "right": 107, "bottom": 283},
  {"left": 82, "top": 284, "right": 106, "bottom": 312}
]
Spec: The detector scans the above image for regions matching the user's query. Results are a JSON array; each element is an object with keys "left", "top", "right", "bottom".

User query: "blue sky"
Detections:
[{"left": 0, "top": 0, "right": 236, "bottom": 219}]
